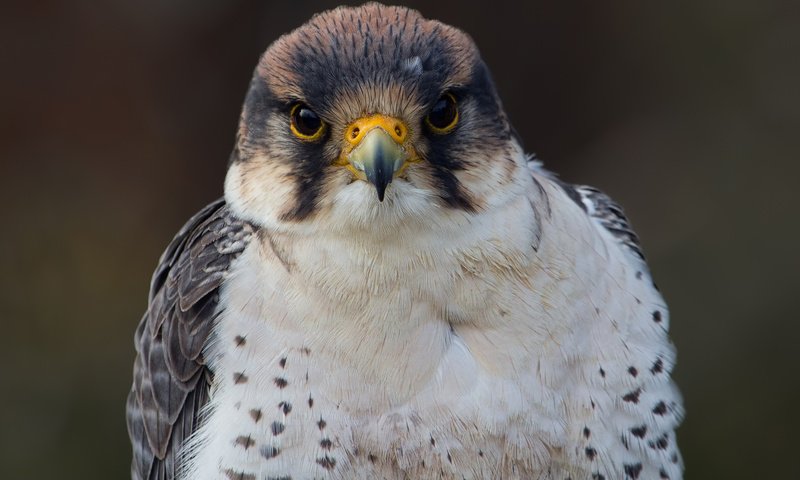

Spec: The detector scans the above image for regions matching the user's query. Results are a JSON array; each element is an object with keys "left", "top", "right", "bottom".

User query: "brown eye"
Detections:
[
  {"left": 290, "top": 103, "right": 325, "bottom": 140},
  {"left": 425, "top": 93, "right": 459, "bottom": 134}
]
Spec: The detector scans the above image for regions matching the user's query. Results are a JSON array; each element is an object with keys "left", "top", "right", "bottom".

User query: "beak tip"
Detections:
[
  {"left": 376, "top": 185, "right": 387, "bottom": 202},
  {"left": 347, "top": 127, "right": 405, "bottom": 204}
]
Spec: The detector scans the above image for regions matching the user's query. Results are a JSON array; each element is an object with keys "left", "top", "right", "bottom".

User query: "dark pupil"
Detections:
[
  {"left": 429, "top": 96, "right": 456, "bottom": 128},
  {"left": 295, "top": 107, "right": 321, "bottom": 135}
]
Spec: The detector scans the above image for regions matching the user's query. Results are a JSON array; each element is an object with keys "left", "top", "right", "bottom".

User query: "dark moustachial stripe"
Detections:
[{"left": 280, "top": 151, "right": 328, "bottom": 221}]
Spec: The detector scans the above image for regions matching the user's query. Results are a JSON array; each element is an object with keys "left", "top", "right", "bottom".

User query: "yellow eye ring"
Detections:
[
  {"left": 290, "top": 103, "right": 326, "bottom": 141},
  {"left": 425, "top": 93, "right": 459, "bottom": 134}
]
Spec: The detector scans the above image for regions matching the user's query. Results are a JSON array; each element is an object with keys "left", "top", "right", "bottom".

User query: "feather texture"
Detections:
[
  {"left": 126, "top": 199, "right": 254, "bottom": 480},
  {"left": 558, "top": 181, "right": 646, "bottom": 260}
]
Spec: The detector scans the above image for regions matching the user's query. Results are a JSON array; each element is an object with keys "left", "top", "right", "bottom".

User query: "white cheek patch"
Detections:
[{"left": 224, "top": 159, "right": 297, "bottom": 230}]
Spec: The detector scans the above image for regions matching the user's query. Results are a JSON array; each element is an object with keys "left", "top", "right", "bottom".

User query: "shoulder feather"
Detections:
[
  {"left": 557, "top": 181, "right": 646, "bottom": 261},
  {"left": 126, "top": 198, "right": 254, "bottom": 480}
]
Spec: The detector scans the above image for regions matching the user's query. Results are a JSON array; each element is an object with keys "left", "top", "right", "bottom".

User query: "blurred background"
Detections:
[{"left": 1, "top": 0, "right": 798, "bottom": 478}]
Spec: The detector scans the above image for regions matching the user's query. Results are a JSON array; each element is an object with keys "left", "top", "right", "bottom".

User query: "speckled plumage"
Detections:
[{"left": 127, "top": 4, "right": 683, "bottom": 479}]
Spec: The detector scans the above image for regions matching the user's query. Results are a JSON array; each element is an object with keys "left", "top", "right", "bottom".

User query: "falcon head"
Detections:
[{"left": 226, "top": 3, "right": 526, "bottom": 234}]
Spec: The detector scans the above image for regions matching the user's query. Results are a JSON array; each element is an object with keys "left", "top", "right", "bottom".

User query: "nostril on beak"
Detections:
[{"left": 351, "top": 127, "right": 360, "bottom": 139}]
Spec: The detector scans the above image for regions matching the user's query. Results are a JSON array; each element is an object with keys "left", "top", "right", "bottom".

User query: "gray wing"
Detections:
[
  {"left": 126, "top": 198, "right": 254, "bottom": 480},
  {"left": 558, "top": 181, "right": 646, "bottom": 260}
]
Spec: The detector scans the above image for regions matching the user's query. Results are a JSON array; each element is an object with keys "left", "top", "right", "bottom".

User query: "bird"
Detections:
[{"left": 126, "top": 3, "right": 684, "bottom": 480}]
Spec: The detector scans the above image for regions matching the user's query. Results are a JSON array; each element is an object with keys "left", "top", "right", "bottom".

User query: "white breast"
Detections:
[{"left": 179, "top": 174, "right": 682, "bottom": 480}]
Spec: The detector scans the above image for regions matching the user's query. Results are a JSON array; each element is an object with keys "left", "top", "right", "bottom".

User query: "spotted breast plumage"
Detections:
[{"left": 126, "top": 4, "right": 684, "bottom": 479}]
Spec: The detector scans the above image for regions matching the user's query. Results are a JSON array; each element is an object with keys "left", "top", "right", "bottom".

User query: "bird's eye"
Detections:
[
  {"left": 290, "top": 103, "right": 326, "bottom": 141},
  {"left": 425, "top": 93, "right": 459, "bottom": 134}
]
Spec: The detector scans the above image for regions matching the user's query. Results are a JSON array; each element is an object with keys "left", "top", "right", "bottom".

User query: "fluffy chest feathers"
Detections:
[
  {"left": 178, "top": 175, "right": 682, "bottom": 480},
  {"left": 222, "top": 186, "right": 545, "bottom": 408}
]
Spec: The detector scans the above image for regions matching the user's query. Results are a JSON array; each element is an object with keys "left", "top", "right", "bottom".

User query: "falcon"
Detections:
[{"left": 126, "top": 4, "right": 684, "bottom": 479}]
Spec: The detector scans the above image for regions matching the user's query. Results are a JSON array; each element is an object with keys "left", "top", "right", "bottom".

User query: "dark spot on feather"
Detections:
[
  {"left": 430, "top": 436, "right": 436, "bottom": 447},
  {"left": 659, "top": 468, "right": 670, "bottom": 478},
  {"left": 225, "top": 469, "right": 255, "bottom": 480},
  {"left": 301, "top": 347, "right": 311, "bottom": 355},
  {"left": 583, "top": 427, "right": 591, "bottom": 439},
  {"left": 249, "top": 408, "right": 262, "bottom": 423},
  {"left": 235, "top": 435, "right": 255, "bottom": 449},
  {"left": 649, "top": 434, "right": 669, "bottom": 450},
  {"left": 621, "top": 435, "right": 630, "bottom": 450},
  {"left": 651, "top": 358, "right": 664, "bottom": 374},
  {"left": 271, "top": 421, "right": 285, "bottom": 435},
  {"left": 592, "top": 474, "right": 605, "bottom": 480},
  {"left": 636, "top": 271, "right": 643, "bottom": 279},
  {"left": 233, "top": 372, "right": 248, "bottom": 384},
  {"left": 585, "top": 447, "right": 597, "bottom": 460},
  {"left": 258, "top": 445, "right": 281, "bottom": 460},
  {"left": 318, "top": 418, "right": 327, "bottom": 430},
  {"left": 631, "top": 425, "right": 647, "bottom": 438},
  {"left": 368, "top": 453, "right": 377, "bottom": 463},
  {"left": 599, "top": 367, "right": 606, "bottom": 378},
  {"left": 308, "top": 396, "right": 314, "bottom": 408},
  {"left": 623, "top": 388, "right": 641, "bottom": 403},
  {"left": 628, "top": 366, "right": 638, "bottom": 377},
  {"left": 653, "top": 401, "right": 668, "bottom": 415},
  {"left": 478, "top": 450, "right": 484, "bottom": 457},
  {"left": 234, "top": 335, "right": 246, "bottom": 347},
  {"left": 274, "top": 377, "right": 288, "bottom": 388},
  {"left": 671, "top": 452, "right": 679, "bottom": 463},
  {"left": 447, "top": 452, "right": 452, "bottom": 463},
  {"left": 320, "top": 438, "right": 332, "bottom": 450},
  {"left": 653, "top": 310, "right": 662, "bottom": 323},
  {"left": 279, "top": 401, "right": 292, "bottom": 415},
  {"left": 624, "top": 463, "right": 643, "bottom": 479},
  {"left": 279, "top": 357, "right": 287, "bottom": 368},
  {"left": 316, "top": 455, "right": 336, "bottom": 470}
]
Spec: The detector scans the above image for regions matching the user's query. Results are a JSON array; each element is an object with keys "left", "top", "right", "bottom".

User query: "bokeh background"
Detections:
[{"left": 2, "top": 0, "right": 798, "bottom": 478}]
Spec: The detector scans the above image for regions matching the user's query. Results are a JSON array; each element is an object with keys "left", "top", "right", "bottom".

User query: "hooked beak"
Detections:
[{"left": 342, "top": 115, "right": 411, "bottom": 201}]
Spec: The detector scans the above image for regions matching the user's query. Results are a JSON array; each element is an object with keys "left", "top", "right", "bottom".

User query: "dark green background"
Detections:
[{"left": 2, "top": 1, "right": 798, "bottom": 478}]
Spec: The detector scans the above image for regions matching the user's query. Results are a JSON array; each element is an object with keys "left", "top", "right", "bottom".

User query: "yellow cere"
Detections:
[
  {"left": 344, "top": 114, "right": 408, "bottom": 147},
  {"left": 336, "top": 114, "right": 421, "bottom": 176}
]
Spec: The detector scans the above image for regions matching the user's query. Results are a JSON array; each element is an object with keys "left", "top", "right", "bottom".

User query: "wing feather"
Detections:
[
  {"left": 126, "top": 198, "right": 254, "bottom": 480},
  {"left": 556, "top": 181, "right": 646, "bottom": 260}
]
